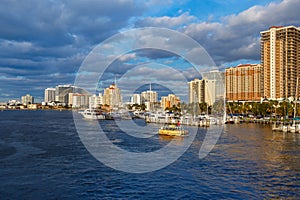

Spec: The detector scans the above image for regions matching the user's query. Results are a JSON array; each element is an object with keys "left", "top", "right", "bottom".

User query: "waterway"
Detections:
[{"left": 0, "top": 110, "right": 299, "bottom": 199}]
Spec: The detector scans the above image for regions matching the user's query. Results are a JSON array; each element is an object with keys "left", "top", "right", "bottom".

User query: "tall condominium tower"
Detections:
[
  {"left": 202, "top": 69, "right": 225, "bottom": 99},
  {"left": 55, "top": 84, "right": 74, "bottom": 103},
  {"left": 131, "top": 94, "right": 141, "bottom": 105},
  {"left": 261, "top": 26, "right": 300, "bottom": 99},
  {"left": 103, "top": 84, "right": 122, "bottom": 107},
  {"left": 188, "top": 78, "right": 216, "bottom": 106},
  {"left": 141, "top": 84, "right": 158, "bottom": 104},
  {"left": 44, "top": 88, "right": 56, "bottom": 103},
  {"left": 225, "top": 64, "right": 262, "bottom": 101}
]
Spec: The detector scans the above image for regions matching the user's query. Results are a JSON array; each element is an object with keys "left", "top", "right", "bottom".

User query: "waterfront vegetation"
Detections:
[
  {"left": 3, "top": 100, "right": 300, "bottom": 120},
  {"left": 226, "top": 100, "right": 299, "bottom": 120}
]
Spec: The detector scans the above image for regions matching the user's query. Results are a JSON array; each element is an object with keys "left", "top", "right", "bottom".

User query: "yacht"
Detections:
[{"left": 81, "top": 109, "right": 106, "bottom": 120}]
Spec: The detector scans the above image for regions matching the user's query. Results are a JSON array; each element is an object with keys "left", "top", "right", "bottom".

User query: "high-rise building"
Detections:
[
  {"left": 72, "top": 93, "right": 90, "bottom": 108},
  {"left": 21, "top": 94, "right": 34, "bottom": 105},
  {"left": 261, "top": 26, "right": 300, "bottom": 99},
  {"left": 140, "top": 84, "right": 159, "bottom": 111},
  {"left": 89, "top": 93, "right": 103, "bottom": 108},
  {"left": 188, "top": 78, "right": 216, "bottom": 106},
  {"left": 103, "top": 84, "right": 122, "bottom": 107},
  {"left": 202, "top": 69, "right": 225, "bottom": 99},
  {"left": 68, "top": 93, "right": 74, "bottom": 106},
  {"left": 161, "top": 94, "right": 180, "bottom": 110},
  {"left": 131, "top": 94, "right": 141, "bottom": 105},
  {"left": 55, "top": 84, "right": 74, "bottom": 104},
  {"left": 44, "top": 88, "right": 56, "bottom": 103},
  {"left": 225, "top": 64, "right": 262, "bottom": 101},
  {"left": 141, "top": 90, "right": 158, "bottom": 104}
]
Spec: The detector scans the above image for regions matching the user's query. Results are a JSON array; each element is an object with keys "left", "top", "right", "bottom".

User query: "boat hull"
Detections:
[
  {"left": 81, "top": 109, "right": 106, "bottom": 120},
  {"left": 82, "top": 114, "right": 106, "bottom": 120}
]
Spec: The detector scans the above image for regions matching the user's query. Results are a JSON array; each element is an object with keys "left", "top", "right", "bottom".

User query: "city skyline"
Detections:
[{"left": 0, "top": 0, "right": 300, "bottom": 102}]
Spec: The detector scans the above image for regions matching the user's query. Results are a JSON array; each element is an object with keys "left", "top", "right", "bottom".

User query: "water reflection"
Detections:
[
  {"left": 159, "top": 135, "right": 185, "bottom": 146},
  {"left": 221, "top": 123, "right": 300, "bottom": 198}
]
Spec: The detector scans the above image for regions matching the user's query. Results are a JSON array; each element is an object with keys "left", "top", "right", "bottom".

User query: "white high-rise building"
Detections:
[
  {"left": 131, "top": 94, "right": 141, "bottom": 105},
  {"left": 72, "top": 94, "right": 90, "bottom": 108},
  {"left": 21, "top": 94, "right": 34, "bottom": 105},
  {"left": 55, "top": 84, "right": 74, "bottom": 104},
  {"left": 202, "top": 69, "right": 225, "bottom": 99},
  {"left": 188, "top": 78, "right": 216, "bottom": 106},
  {"left": 44, "top": 88, "right": 56, "bottom": 103},
  {"left": 141, "top": 91, "right": 158, "bottom": 104},
  {"left": 89, "top": 93, "right": 103, "bottom": 108}
]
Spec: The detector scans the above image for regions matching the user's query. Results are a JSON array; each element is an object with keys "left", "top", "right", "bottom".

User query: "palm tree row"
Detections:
[{"left": 226, "top": 100, "right": 300, "bottom": 118}]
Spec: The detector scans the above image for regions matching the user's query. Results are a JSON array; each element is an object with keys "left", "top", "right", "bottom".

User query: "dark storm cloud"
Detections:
[
  {"left": 0, "top": 0, "right": 145, "bottom": 101},
  {"left": 0, "top": 0, "right": 144, "bottom": 47},
  {"left": 1, "top": 0, "right": 300, "bottom": 102}
]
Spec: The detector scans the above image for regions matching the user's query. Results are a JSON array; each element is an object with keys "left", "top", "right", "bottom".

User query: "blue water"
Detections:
[{"left": 0, "top": 110, "right": 300, "bottom": 199}]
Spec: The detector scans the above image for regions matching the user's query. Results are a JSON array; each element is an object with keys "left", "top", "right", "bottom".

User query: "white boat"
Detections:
[
  {"left": 282, "top": 125, "right": 288, "bottom": 132},
  {"left": 108, "top": 112, "right": 132, "bottom": 120},
  {"left": 81, "top": 109, "right": 106, "bottom": 120}
]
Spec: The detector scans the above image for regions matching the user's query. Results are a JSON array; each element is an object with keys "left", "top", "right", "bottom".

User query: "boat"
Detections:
[
  {"left": 272, "top": 123, "right": 282, "bottom": 131},
  {"left": 158, "top": 124, "right": 188, "bottom": 136},
  {"left": 80, "top": 109, "right": 106, "bottom": 120},
  {"left": 107, "top": 111, "right": 132, "bottom": 120}
]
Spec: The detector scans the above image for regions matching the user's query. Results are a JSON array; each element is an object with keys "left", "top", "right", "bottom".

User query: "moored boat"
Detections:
[{"left": 81, "top": 109, "right": 106, "bottom": 120}]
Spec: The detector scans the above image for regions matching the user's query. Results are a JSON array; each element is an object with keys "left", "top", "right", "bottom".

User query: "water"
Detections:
[{"left": 0, "top": 110, "right": 299, "bottom": 199}]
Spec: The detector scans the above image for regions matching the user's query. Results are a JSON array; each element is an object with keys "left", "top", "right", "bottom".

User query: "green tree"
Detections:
[{"left": 199, "top": 102, "right": 208, "bottom": 114}]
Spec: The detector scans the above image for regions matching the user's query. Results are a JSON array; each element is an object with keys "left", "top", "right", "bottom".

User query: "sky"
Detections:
[{"left": 0, "top": 0, "right": 299, "bottom": 102}]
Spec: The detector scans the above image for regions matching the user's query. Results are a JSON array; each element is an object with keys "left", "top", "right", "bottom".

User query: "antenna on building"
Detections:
[
  {"left": 114, "top": 75, "right": 117, "bottom": 87},
  {"left": 149, "top": 82, "right": 152, "bottom": 91}
]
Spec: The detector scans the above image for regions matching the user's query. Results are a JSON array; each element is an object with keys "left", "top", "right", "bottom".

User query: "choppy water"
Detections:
[{"left": 0, "top": 110, "right": 299, "bottom": 199}]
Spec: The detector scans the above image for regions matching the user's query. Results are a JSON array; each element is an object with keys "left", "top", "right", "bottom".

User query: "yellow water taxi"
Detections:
[{"left": 158, "top": 124, "right": 188, "bottom": 136}]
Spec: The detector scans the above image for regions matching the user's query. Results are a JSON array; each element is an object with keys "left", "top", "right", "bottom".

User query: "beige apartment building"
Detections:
[
  {"left": 103, "top": 84, "right": 122, "bottom": 107},
  {"left": 225, "top": 64, "right": 262, "bottom": 101},
  {"left": 261, "top": 26, "right": 300, "bottom": 99}
]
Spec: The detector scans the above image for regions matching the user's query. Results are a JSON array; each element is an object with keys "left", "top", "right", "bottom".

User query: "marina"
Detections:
[{"left": 1, "top": 0, "right": 299, "bottom": 199}]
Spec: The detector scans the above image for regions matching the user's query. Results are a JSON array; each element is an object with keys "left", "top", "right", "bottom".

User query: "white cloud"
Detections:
[
  {"left": 118, "top": 53, "right": 137, "bottom": 61},
  {"left": 182, "top": 0, "right": 300, "bottom": 65},
  {"left": 136, "top": 12, "right": 196, "bottom": 28}
]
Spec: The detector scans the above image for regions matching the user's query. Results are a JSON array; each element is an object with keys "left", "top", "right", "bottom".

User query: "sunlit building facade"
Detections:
[
  {"left": 188, "top": 78, "right": 216, "bottom": 106},
  {"left": 44, "top": 88, "right": 56, "bottom": 103},
  {"left": 261, "top": 26, "right": 300, "bottom": 99},
  {"left": 21, "top": 94, "right": 34, "bottom": 105},
  {"left": 141, "top": 90, "right": 158, "bottom": 104},
  {"left": 225, "top": 64, "right": 262, "bottom": 101},
  {"left": 202, "top": 69, "right": 225, "bottom": 99},
  {"left": 131, "top": 94, "right": 141, "bottom": 105},
  {"left": 89, "top": 93, "right": 103, "bottom": 108},
  {"left": 55, "top": 84, "right": 74, "bottom": 104},
  {"left": 103, "top": 84, "right": 122, "bottom": 107},
  {"left": 72, "top": 93, "right": 90, "bottom": 108},
  {"left": 161, "top": 94, "right": 180, "bottom": 110}
]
